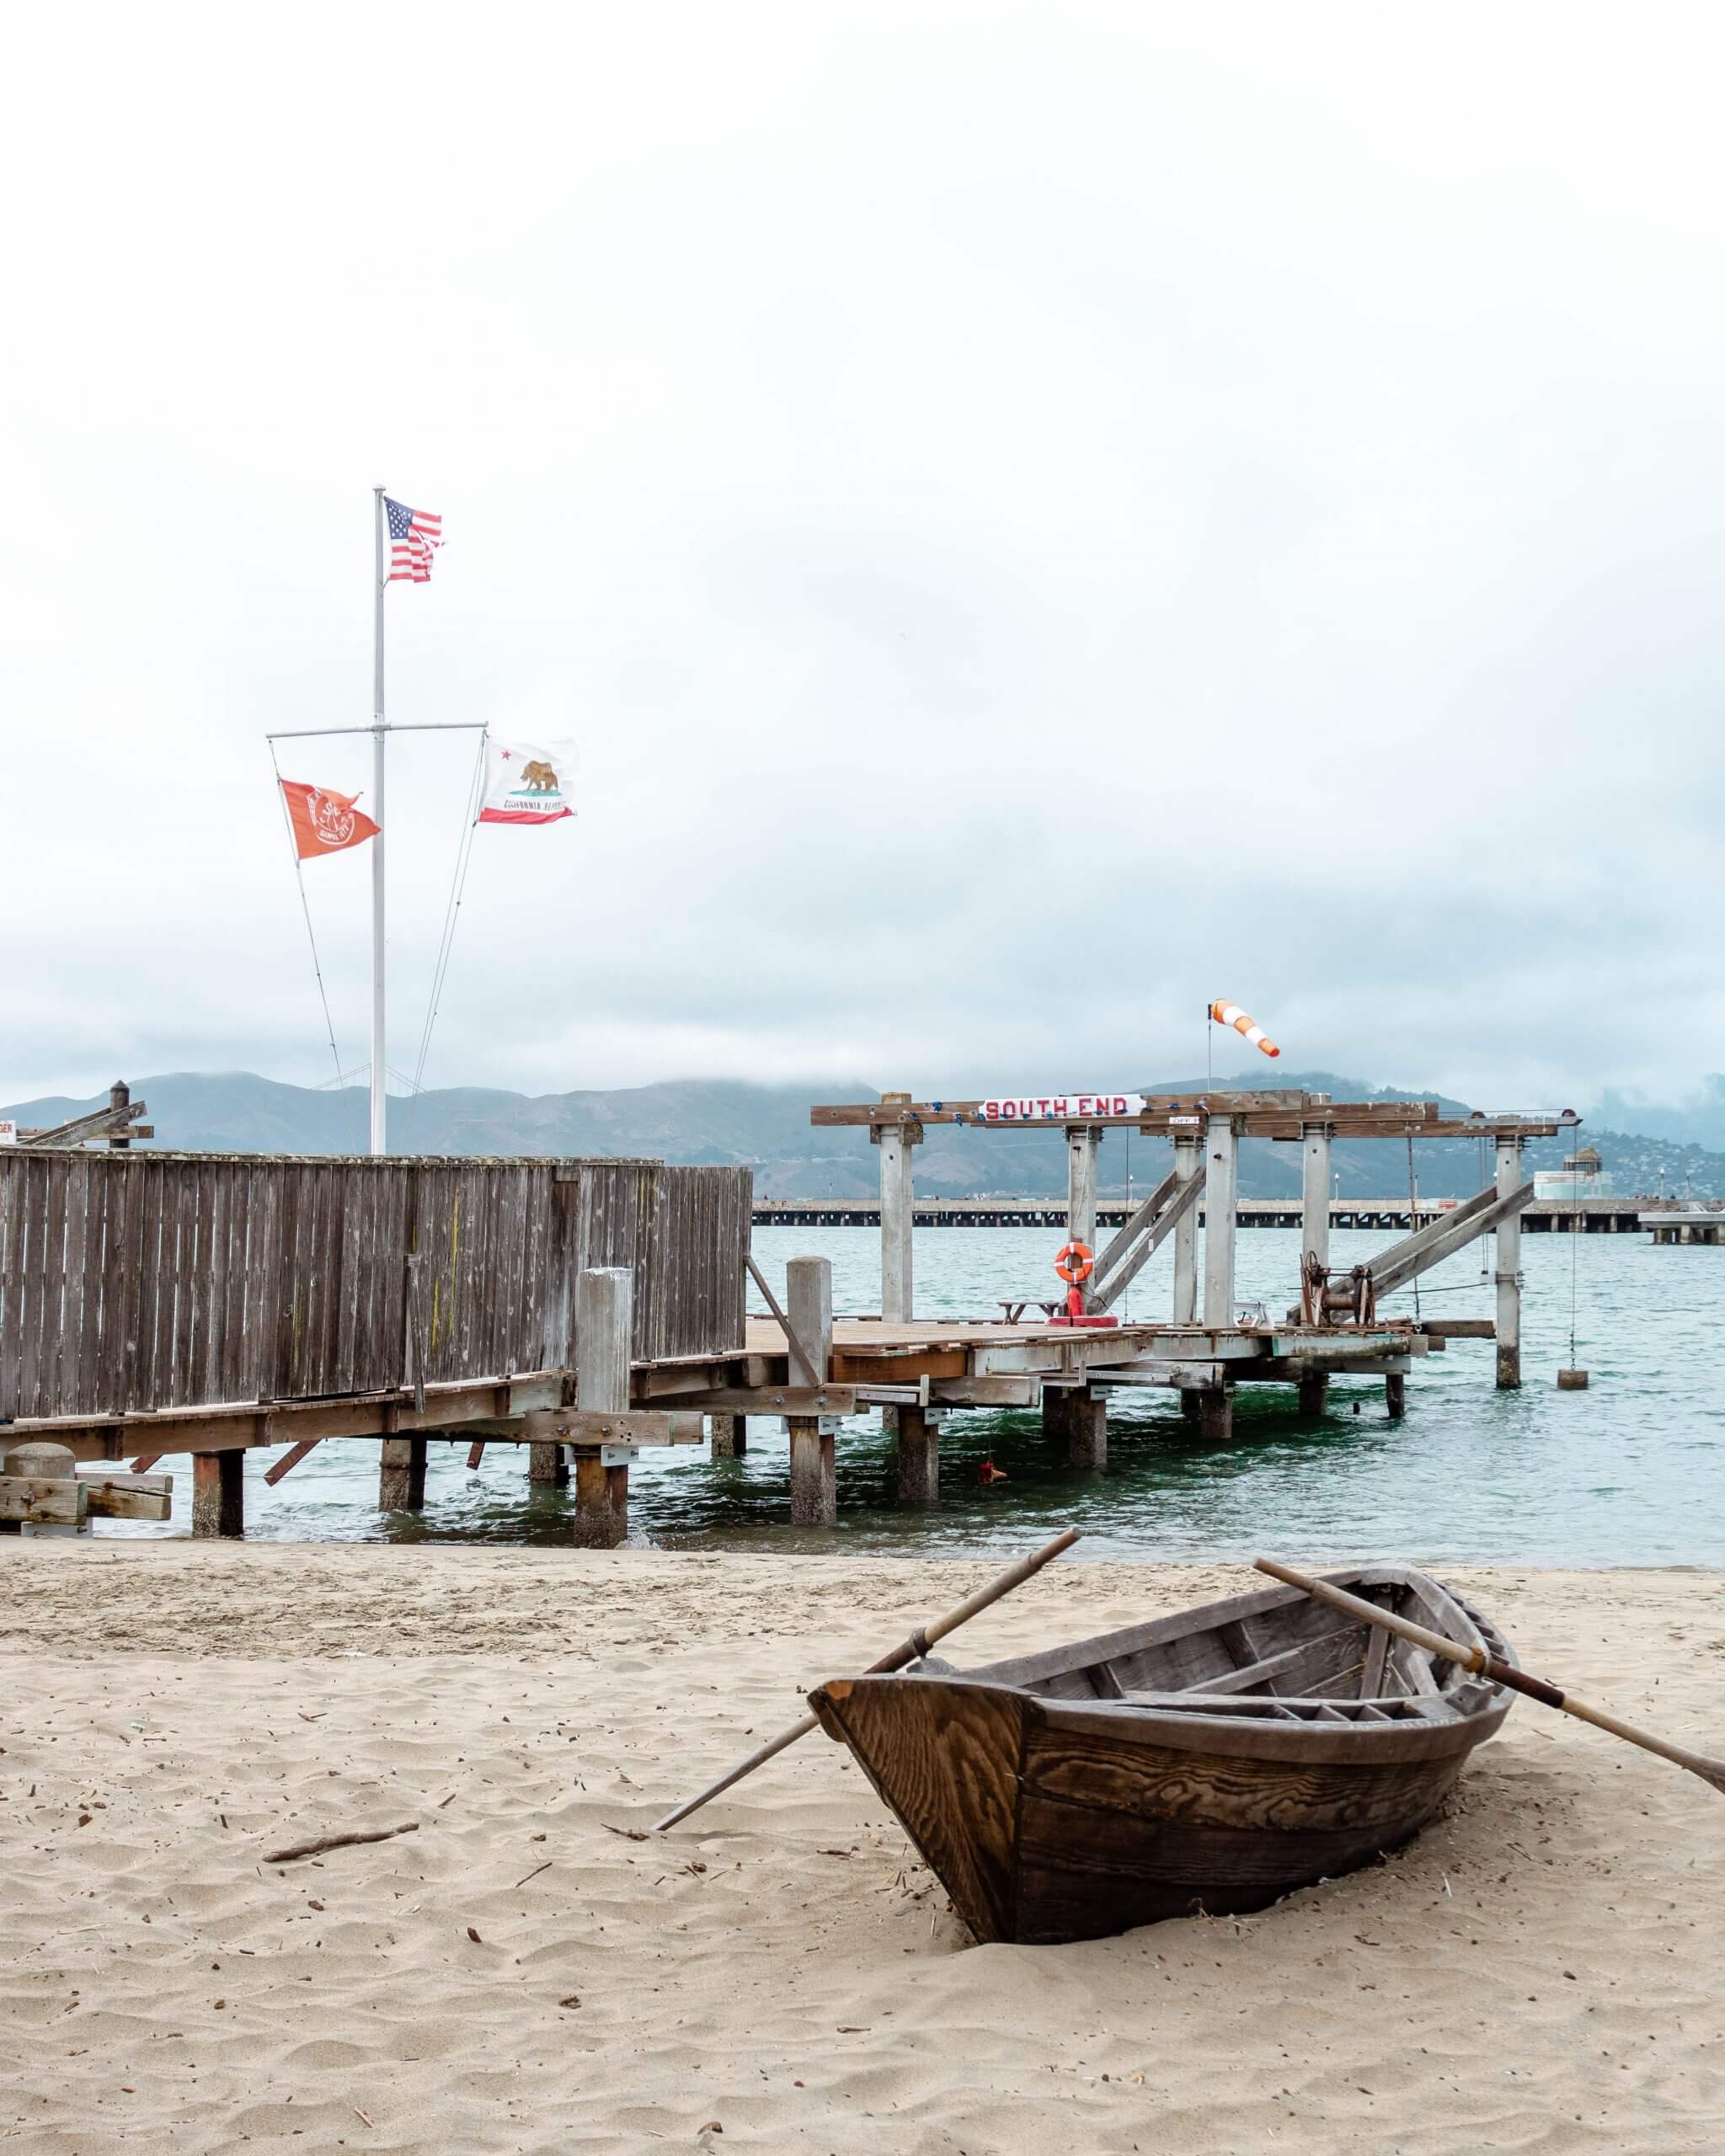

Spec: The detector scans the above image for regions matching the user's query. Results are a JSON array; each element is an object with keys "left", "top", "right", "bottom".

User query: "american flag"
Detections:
[{"left": 386, "top": 496, "right": 443, "bottom": 583}]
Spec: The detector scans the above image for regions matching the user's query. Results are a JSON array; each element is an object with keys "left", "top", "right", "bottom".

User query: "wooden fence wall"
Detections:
[{"left": 0, "top": 1151, "right": 751, "bottom": 1422}]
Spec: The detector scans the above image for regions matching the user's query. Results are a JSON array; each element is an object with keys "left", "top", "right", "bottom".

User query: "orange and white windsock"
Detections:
[{"left": 1210, "top": 1000, "right": 1280, "bottom": 1058}]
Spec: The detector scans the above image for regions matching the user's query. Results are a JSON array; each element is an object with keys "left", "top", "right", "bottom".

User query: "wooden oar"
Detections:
[
  {"left": 653, "top": 1527, "right": 1081, "bottom": 1832},
  {"left": 1255, "top": 1556, "right": 1725, "bottom": 1797}
]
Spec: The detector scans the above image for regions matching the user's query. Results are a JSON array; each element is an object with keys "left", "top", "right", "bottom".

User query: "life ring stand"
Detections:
[{"left": 1053, "top": 1241, "right": 1094, "bottom": 1285}]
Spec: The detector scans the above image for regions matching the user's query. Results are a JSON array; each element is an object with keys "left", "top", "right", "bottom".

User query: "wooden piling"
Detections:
[
  {"left": 3, "top": 1440, "right": 87, "bottom": 1537},
  {"left": 1065, "top": 1125, "right": 1100, "bottom": 1271},
  {"left": 573, "top": 1267, "right": 633, "bottom": 1547},
  {"left": 378, "top": 1436, "right": 427, "bottom": 1512},
  {"left": 192, "top": 1449, "right": 245, "bottom": 1538},
  {"left": 893, "top": 1405, "right": 939, "bottom": 1505},
  {"left": 527, "top": 1442, "right": 569, "bottom": 1486},
  {"left": 1386, "top": 1372, "right": 1407, "bottom": 1418},
  {"left": 1495, "top": 1136, "right": 1523, "bottom": 1390},
  {"left": 1196, "top": 1387, "right": 1233, "bottom": 1443},
  {"left": 786, "top": 1256, "right": 836, "bottom": 1525},
  {"left": 709, "top": 1413, "right": 747, "bottom": 1459},
  {"left": 1202, "top": 1118, "right": 1239, "bottom": 1325},
  {"left": 878, "top": 1098, "right": 916, "bottom": 1323},
  {"left": 1300, "top": 1108, "right": 1332, "bottom": 1416},
  {"left": 1063, "top": 1386, "right": 1107, "bottom": 1469},
  {"left": 1171, "top": 1134, "right": 1200, "bottom": 1324}
]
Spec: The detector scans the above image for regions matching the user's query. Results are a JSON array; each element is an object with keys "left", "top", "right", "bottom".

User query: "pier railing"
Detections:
[{"left": 0, "top": 1150, "right": 750, "bottom": 1422}]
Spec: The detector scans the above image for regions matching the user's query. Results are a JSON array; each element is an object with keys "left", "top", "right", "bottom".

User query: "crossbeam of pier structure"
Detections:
[{"left": 810, "top": 1093, "right": 1578, "bottom": 1140}]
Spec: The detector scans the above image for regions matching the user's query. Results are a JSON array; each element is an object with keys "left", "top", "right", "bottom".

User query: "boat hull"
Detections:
[{"left": 808, "top": 1569, "right": 1513, "bottom": 1945}]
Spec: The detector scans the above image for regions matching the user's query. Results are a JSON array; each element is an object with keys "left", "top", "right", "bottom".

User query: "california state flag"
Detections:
[
  {"left": 280, "top": 780, "right": 380, "bottom": 860},
  {"left": 479, "top": 737, "right": 576, "bottom": 826}
]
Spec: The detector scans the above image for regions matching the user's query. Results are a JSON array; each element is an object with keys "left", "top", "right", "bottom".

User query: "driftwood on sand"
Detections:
[{"left": 264, "top": 1820, "right": 421, "bottom": 1865}]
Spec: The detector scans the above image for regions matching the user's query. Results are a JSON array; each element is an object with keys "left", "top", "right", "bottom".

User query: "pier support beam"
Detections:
[
  {"left": 1066, "top": 1124, "right": 1101, "bottom": 1268},
  {"left": 709, "top": 1413, "right": 747, "bottom": 1459},
  {"left": 528, "top": 1442, "right": 569, "bottom": 1486},
  {"left": 1300, "top": 1108, "right": 1332, "bottom": 1416},
  {"left": 1180, "top": 1387, "right": 1202, "bottom": 1421},
  {"left": 787, "top": 1256, "right": 836, "bottom": 1526},
  {"left": 1386, "top": 1372, "right": 1407, "bottom": 1419},
  {"left": 1195, "top": 1387, "right": 1233, "bottom": 1444},
  {"left": 1172, "top": 1135, "right": 1200, "bottom": 1324},
  {"left": 1042, "top": 1385, "right": 1108, "bottom": 1467},
  {"left": 378, "top": 1436, "right": 426, "bottom": 1513},
  {"left": 877, "top": 1096, "right": 920, "bottom": 1323},
  {"left": 1202, "top": 1118, "right": 1240, "bottom": 1327},
  {"left": 1495, "top": 1137, "right": 1523, "bottom": 1390},
  {"left": 1065, "top": 1386, "right": 1108, "bottom": 1469},
  {"left": 894, "top": 1405, "right": 940, "bottom": 1505},
  {"left": 192, "top": 1449, "right": 245, "bottom": 1538},
  {"left": 573, "top": 1267, "right": 632, "bottom": 1548}
]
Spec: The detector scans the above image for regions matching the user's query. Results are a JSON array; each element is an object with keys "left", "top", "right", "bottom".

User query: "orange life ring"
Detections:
[{"left": 1054, "top": 1241, "right": 1094, "bottom": 1284}]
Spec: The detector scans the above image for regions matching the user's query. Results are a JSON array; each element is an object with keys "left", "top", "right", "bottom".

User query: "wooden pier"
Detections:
[{"left": 0, "top": 1082, "right": 1588, "bottom": 1538}]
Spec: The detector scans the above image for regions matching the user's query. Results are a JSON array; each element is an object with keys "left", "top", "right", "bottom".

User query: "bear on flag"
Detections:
[{"left": 479, "top": 738, "right": 577, "bottom": 825}]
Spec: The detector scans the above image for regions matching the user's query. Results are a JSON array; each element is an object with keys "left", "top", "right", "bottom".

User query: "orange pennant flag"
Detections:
[{"left": 280, "top": 780, "right": 381, "bottom": 861}]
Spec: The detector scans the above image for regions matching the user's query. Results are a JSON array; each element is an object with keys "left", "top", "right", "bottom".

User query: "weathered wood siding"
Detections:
[{"left": 0, "top": 1152, "right": 750, "bottom": 1421}]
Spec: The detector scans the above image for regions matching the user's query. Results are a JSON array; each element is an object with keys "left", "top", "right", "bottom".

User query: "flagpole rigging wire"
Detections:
[
  {"left": 268, "top": 739, "right": 360, "bottom": 1146},
  {"left": 410, "top": 731, "right": 488, "bottom": 1096}
]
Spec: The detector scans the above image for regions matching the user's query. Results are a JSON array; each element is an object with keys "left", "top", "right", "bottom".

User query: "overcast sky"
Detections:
[{"left": 5, "top": 4, "right": 1722, "bottom": 1113}]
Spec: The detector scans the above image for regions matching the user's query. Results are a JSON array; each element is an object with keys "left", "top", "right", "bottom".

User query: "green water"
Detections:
[{"left": 109, "top": 1226, "right": 1725, "bottom": 1566}]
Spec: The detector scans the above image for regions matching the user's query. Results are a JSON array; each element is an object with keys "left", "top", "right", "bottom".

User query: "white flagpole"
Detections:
[{"left": 370, "top": 485, "right": 387, "bottom": 1156}]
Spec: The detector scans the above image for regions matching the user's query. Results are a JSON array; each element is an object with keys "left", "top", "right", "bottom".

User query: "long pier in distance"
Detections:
[{"left": 755, "top": 1196, "right": 1653, "bottom": 1233}]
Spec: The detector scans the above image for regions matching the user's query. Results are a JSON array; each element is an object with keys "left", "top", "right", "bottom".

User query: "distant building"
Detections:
[{"left": 1535, "top": 1145, "right": 1613, "bottom": 1201}]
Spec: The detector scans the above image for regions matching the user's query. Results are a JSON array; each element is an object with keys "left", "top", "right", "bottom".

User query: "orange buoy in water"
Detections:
[{"left": 979, "top": 1460, "right": 1009, "bottom": 1486}]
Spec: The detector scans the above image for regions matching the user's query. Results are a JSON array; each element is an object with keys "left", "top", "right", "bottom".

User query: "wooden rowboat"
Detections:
[{"left": 806, "top": 1565, "right": 1515, "bottom": 1945}]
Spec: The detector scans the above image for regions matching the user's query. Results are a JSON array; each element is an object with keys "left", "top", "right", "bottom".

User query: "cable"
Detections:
[
  {"left": 410, "top": 729, "right": 487, "bottom": 1095},
  {"left": 268, "top": 742, "right": 362, "bottom": 1148}
]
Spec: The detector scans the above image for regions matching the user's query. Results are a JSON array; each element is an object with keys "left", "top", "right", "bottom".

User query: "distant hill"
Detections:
[{"left": 8, "top": 1068, "right": 1725, "bottom": 1200}]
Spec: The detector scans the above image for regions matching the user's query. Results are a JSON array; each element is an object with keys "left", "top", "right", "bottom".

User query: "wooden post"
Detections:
[
  {"left": 1495, "top": 1136, "right": 1522, "bottom": 1390},
  {"left": 528, "top": 1442, "right": 568, "bottom": 1486},
  {"left": 1386, "top": 1372, "right": 1407, "bottom": 1418},
  {"left": 573, "top": 1267, "right": 633, "bottom": 1547},
  {"left": 786, "top": 1256, "right": 836, "bottom": 1525},
  {"left": 1300, "top": 1108, "right": 1332, "bottom": 1417},
  {"left": 1202, "top": 1117, "right": 1239, "bottom": 1326},
  {"left": 192, "top": 1449, "right": 245, "bottom": 1538},
  {"left": 877, "top": 1095, "right": 917, "bottom": 1322},
  {"left": 1066, "top": 1124, "right": 1100, "bottom": 1275},
  {"left": 1196, "top": 1386, "right": 1233, "bottom": 1443},
  {"left": 894, "top": 1404, "right": 939, "bottom": 1505},
  {"left": 710, "top": 1412, "right": 747, "bottom": 1459},
  {"left": 3, "top": 1440, "right": 88, "bottom": 1538},
  {"left": 378, "top": 1436, "right": 426, "bottom": 1511},
  {"left": 1179, "top": 1388, "right": 1201, "bottom": 1421},
  {"left": 109, "top": 1078, "right": 132, "bottom": 1152},
  {"left": 1172, "top": 1134, "right": 1200, "bottom": 1324},
  {"left": 1063, "top": 1385, "right": 1107, "bottom": 1469}
]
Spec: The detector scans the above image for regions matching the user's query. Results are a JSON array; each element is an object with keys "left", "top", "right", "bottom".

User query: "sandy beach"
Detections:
[{"left": 3, "top": 1544, "right": 1722, "bottom": 2153}]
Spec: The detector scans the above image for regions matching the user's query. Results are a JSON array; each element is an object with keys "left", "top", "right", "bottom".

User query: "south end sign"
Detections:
[{"left": 979, "top": 1096, "right": 1140, "bottom": 1122}]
